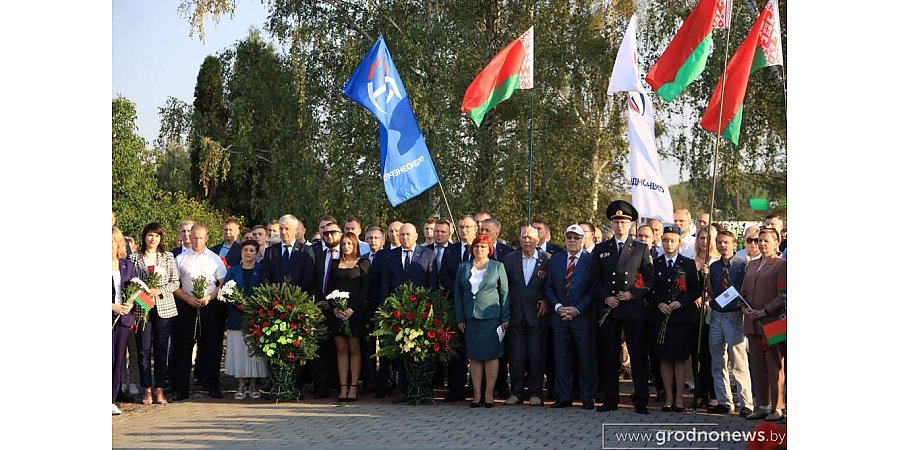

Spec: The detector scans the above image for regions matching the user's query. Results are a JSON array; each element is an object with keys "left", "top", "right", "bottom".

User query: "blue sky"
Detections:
[{"left": 112, "top": 0, "right": 271, "bottom": 144}]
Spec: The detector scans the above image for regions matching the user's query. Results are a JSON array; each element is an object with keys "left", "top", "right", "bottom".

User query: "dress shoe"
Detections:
[
  {"left": 392, "top": 394, "right": 408, "bottom": 403},
  {"left": 595, "top": 403, "right": 618, "bottom": 412},
  {"left": 765, "top": 409, "right": 784, "bottom": 422},
  {"left": 505, "top": 394, "right": 520, "bottom": 405},
  {"left": 529, "top": 396, "right": 543, "bottom": 406},
  {"left": 550, "top": 401, "right": 572, "bottom": 408},
  {"left": 745, "top": 407, "right": 770, "bottom": 420},
  {"left": 470, "top": 401, "right": 482, "bottom": 408},
  {"left": 128, "top": 383, "right": 140, "bottom": 396},
  {"left": 708, "top": 404, "right": 733, "bottom": 415},
  {"left": 739, "top": 407, "right": 753, "bottom": 417},
  {"left": 634, "top": 405, "right": 649, "bottom": 415},
  {"left": 170, "top": 391, "right": 190, "bottom": 402},
  {"left": 208, "top": 388, "right": 224, "bottom": 399},
  {"left": 444, "top": 394, "right": 465, "bottom": 403},
  {"left": 581, "top": 401, "right": 595, "bottom": 410}
]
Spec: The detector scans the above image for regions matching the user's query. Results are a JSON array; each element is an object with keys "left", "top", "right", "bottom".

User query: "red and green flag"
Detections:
[
  {"left": 701, "top": 0, "right": 783, "bottom": 146},
  {"left": 461, "top": 27, "right": 533, "bottom": 127},
  {"left": 645, "top": 0, "right": 731, "bottom": 102},
  {"left": 134, "top": 291, "right": 155, "bottom": 311},
  {"left": 763, "top": 318, "right": 786, "bottom": 344}
]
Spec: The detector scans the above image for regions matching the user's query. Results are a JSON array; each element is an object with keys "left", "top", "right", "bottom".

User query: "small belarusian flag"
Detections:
[
  {"left": 763, "top": 318, "right": 786, "bottom": 344},
  {"left": 700, "top": 0, "right": 783, "bottom": 146},
  {"left": 645, "top": 0, "right": 729, "bottom": 102},
  {"left": 461, "top": 27, "right": 533, "bottom": 127},
  {"left": 134, "top": 290, "right": 155, "bottom": 311}
]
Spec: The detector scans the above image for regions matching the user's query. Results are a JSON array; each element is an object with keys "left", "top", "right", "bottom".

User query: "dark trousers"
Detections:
[
  {"left": 545, "top": 329, "right": 556, "bottom": 397},
  {"left": 691, "top": 322, "right": 716, "bottom": 400},
  {"left": 600, "top": 318, "right": 649, "bottom": 407},
  {"left": 360, "top": 333, "right": 378, "bottom": 390},
  {"left": 169, "top": 301, "right": 198, "bottom": 396},
  {"left": 646, "top": 320, "right": 664, "bottom": 393},
  {"left": 113, "top": 324, "right": 130, "bottom": 403},
  {"left": 135, "top": 308, "right": 174, "bottom": 389},
  {"left": 508, "top": 325, "right": 547, "bottom": 398},
  {"left": 552, "top": 325, "right": 597, "bottom": 403},
  {"left": 198, "top": 301, "right": 227, "bottom": 390},
  {"left": 310, "top": 337, "right": 336, "bottom": 394},
  {"left": 377, "top": 356, "right": 407, "bottom": 394},
  {"left": 446, "top": 340, "right": 468, "bottom": 397}
]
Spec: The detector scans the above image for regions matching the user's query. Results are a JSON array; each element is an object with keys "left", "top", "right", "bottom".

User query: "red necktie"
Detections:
[{"left": 565, "top": 255, "right": 576, "bottom": 297}]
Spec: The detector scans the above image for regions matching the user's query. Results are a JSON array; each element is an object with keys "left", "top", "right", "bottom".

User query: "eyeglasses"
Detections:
[
  {"left": 323, "top": 230, "right": 342, "bottom": 236},
  {"left": 745, "top": 238, "right": 760, "bottom": 244},
  {"left": 565, "top": 235, "right": 583, "bottom": 240}
]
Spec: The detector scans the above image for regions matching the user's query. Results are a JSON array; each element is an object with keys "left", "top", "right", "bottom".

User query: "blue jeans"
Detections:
[
  {"left": 135, "top": 308, "right": 174, "bottom": 389},
  {"left": 708, "top": 309, "right": 753, "bottom": 410}
]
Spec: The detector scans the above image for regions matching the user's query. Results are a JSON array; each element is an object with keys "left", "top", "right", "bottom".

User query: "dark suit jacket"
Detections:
[
  {"left": 438, "top": 242, "right": 471, "bottom": 302},
  {"left": 454, "top": 260, "right": 510, "bottom": 325},
  {"left": 542, "top": 242, "right": 564, "bottom": 255},
  {"left": 171, "top": 245, "right": 187, "bottom": 258},
  {"left": 260, "top": 240, "right": 315, "bottom": 295},
  {"left": 649, "top": 254, "right": 702, "bottom": 325},
  {"left": 491, "top": 242, "right": 513, "bottom": 263},
  {"left": 113, "top": 258, "right": 136, "bottom": 327},
  {"left": 223, "top": 263, "right": 264, "bottom": 329},
  {"left": 591, "top": 237, "right": 655, "bottom": 321},
  {"left": 503, "top": 249, "right": 551, "bottom": 328},
  {"left": 379, "top": 245, "right": 437, "bottom": 303},
  {"left": 313, "top": 247, "right": 341, "bottom": 304},
  {"left": 545, "top": 250, "right": 594, "bottom": 329},
  {"left": 210, "top": 240, "right": 242, "bottom": 268}
]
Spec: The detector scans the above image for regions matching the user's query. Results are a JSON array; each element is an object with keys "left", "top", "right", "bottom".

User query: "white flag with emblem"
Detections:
[{"left": 608, "top": 16, "right": 674, "bottom": 223}]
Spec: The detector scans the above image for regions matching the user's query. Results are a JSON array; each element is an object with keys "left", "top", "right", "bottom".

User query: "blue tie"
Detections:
[
  {"left": 404, "top": 250, "right": 412, "bottom": 271},
  {"left": 282, "top": 245, "right": 290, "bottom": 267}
]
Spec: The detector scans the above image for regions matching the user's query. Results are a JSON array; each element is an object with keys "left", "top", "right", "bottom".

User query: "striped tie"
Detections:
[{"left": 565, "top": 255, "right": 576, "bottom": 297}]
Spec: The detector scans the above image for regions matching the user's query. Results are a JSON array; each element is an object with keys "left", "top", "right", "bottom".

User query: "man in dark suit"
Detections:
[
  {"left": 309, "top": 220, "right": 344, "bottom": 398},
  {"left": 426, "top": 218, "right": 453, "bottom": 390},
  {"left": 210, "top": 219, "right": 243, "bottom": 268},
  {"left": 503, "top": 225, "right": 551, "bottom": 406},
  {"left": 532, "top": 218, "right": 564, "bottom": 255},
  {"left": 545, "top": 224, "right": 597, "bottom": 409},
  {"left": 592, "top": 200, "right": 656, "bottom": 414},
  {"left": 260, "top": 214, "right": 315, "bottom": 292},
  {"left": 171, "top": 220, "right": 194, "bottom": 258},
  {"left": 377, "top": 223, "right": 437, "bottom": 402},
  {"left": 437, "top": 215, "right": 478, "bottom": 401}
]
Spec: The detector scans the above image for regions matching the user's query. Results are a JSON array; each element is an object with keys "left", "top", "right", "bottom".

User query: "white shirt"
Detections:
[
  {"left": 112, "top": 270, "right": 123, "bottom": 305},
  {"left": 522, "top": 251, "right": 538, "bottom": 286},
  {"left": 679, "top": 235, "right": 696, "bottom": 259},
  {"left": 584, "top": 244, "right": 595, "bottom": 255},
  {"left": 469, "top": 266, "right": 486, "bottom": 295},
  {"left": 176, "top": 248, "right": 227, "bottom": 296}
]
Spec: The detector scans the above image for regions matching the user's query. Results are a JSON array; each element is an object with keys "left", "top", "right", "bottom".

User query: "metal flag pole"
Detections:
[
  {"left": 436, "top": 179, "right": 456, "bottom": 240},
  {"left": 527, "top": 4, "right": 537, "bottom": 225},
  {"left": 697, "top": 4, "right": 736, "bottom": 385}
]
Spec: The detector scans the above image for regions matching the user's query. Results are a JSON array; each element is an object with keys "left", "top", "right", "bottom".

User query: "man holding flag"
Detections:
[{"left": 343, "top": 35, "right": 440, "bottom": 207}]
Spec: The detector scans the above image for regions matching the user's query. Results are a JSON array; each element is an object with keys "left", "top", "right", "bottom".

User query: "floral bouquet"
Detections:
[
  {"left": 326, "top": 290, "right": 352, "bottom": 337},
  {"left": 599, "top": 272, "right": 644, "bottom": 328},
  {"left": 191, "top": 276, "right": 209, "bottom": 338},
  {"left": 145, "top": 265, "right": 162, "bottom": 292},
  {"left": 218, "top": 280, "right": 247, "bottom": 306},
  {"left": 658, "top": 272, "right": 687, "bottom": 344},
  {"left": 242, "top": 283, "right": 325, "bottom": 399},
  {"left": 371, "top": 283, "right": 458, "bottom": 402},
  {"left": 113, "top": 278, "right": 153, "bottom": 329}
]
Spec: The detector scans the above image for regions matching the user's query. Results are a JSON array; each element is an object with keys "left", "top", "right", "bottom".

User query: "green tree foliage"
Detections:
[
  {"left": 113, "top": 96, "right": 230, "bottom": 248},
  {"left": 171, "top": 0, "right": 787, "bottom": 241},
  {"left": 155, "top": 96, "right": 194, "bottom": 193},
  {"left": 192, "top": 55, "right": 230, "bottom": 199}
]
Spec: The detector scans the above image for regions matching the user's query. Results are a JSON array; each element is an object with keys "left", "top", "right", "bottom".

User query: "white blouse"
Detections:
[
  {"left": 112, "top": 270, "right": 122, "bottom": 305},
  {"left": 469, "top": 266, "right": 486, "bottom": 296}
]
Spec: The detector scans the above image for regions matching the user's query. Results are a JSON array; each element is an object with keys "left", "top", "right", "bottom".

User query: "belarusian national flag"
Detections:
[
  {"left": 763, "top": 319, "right": 786, "bottom": 344},
  {"left": 461, "top": 27, "right": 533, "bottom": 126},
  {"left": 645, "top": 0, "right": 728, "bottom": 102},
  {"left": 701, "top": 0, "right": 783, "bottom": 146},
  {"left": 134, "top": 291, "right": 155, "bottom": 311}
]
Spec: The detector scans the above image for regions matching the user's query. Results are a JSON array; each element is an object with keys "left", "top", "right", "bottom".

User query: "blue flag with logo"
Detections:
[{"left": 342, "top": 36, "right": 439, "bottom": 207}]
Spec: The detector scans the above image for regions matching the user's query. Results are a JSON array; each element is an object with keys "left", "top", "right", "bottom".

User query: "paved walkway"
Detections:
[{"left": 113, "top": 383, "right": 784, "bottom": 449}]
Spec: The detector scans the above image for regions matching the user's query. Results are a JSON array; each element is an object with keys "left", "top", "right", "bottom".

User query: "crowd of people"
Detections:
[{"left": 111, "top": 203, "right": 787, "bottom": 422}]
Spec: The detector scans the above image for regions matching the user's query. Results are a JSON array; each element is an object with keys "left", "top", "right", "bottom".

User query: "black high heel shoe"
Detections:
[
  {"left": 337, "top": 385, "right": 349, "bottom": 402},
  {"left": 662, "top": 405, "right": 673, "bottom": 412},
  {"left": 346, "top": 385, "right": 358, "bottom": 402},
  {"left": 674, "top": 405, "right": 685, "bottom": 413}
]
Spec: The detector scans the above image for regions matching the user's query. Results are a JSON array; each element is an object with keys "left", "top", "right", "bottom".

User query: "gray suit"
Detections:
[{"left": 503, "top": 249, "right": 551, "bottom": 398}]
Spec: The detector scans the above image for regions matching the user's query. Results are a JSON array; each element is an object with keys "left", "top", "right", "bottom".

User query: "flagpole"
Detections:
[
  {"left": 698, "top": 6, "right": 736, "bottom": 380},
  {"left": 527, "top": 5, "right": 537, "bottom": 225},
  {"left": 436, "top": 179, "right": 456, "bottom": 240}
]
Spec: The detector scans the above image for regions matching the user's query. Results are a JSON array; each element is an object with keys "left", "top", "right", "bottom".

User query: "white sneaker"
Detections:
[
  {"left": 128, "top": 383, "right": 140, "bottom": 395},
  {"left": 112, "top": 404, "right": 122, "bottom": 415}
]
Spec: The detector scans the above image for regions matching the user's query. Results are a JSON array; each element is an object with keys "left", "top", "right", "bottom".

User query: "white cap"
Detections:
[{"left": 565, "top": 224, "right": 585, "bottom": 237}]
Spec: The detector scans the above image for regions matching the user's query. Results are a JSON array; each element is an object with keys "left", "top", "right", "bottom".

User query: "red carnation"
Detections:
[
  {"left": 287, "top": 305, "right": 294, "bottom": 311},
  {"left": 409, "top": 295, "right": 418, "bottom": 302},
  {"left": 261, "top": 321, "right": 269, "bottom": 328},
  {"left": 290, "top": 323, "right": 298, "bottom": 330},
  {"left": 392, "top": 324, "right": 401, "bottom": 333},
  {"left": 432, "top": 319, "right": 441, "bottom": 327},
  {"left": 425, "top": 302, "right": 432, "bottom": 309},
  {"left": 147, "top": 265, "right": 155, "bottom": 274},
  {"left": 293, "top": 339, "right": 302, "bottom": 347},
  {"left": 287, "top": 353, "right": 295, "bottom": 360},
  {"left": 426, "top": 330, "right": 436, "bottom": 340},
  {"left": 675, "top": 278, "right": 687, "bottom": 292},
  {"left": 267, "top": 310, "right": 274, "bottom": 317},
  {"left": 421, "top": 311, "right": 429, "bottom": 319},
  {"left": 634, "top": 273, "right": 644, "bottom": 288},
  {"left": 393, "top": 310, "right": 401, "bottom": 319},
  {"left": 257, "top": 308, "right": 265, "bottom": 315},
  {"left": 273, "top": 300, "right": 280, "bottom": 307},
  {"left": 438, "top": 334, "right": 448, "bottom": 343},
  {"left": 405, "top": 312, "right": 415, "bottom": 321},
  {"left": 433, "top": 343, "right": 441, "bottom": 351}
]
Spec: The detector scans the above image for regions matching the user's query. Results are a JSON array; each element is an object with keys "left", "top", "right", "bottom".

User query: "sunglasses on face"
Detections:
[
  {"left": 323, "top": 230, "right": 342, "bottom": 236},
  {"left": 745, "top": 238, "right": 760, "bottom": 244}
]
